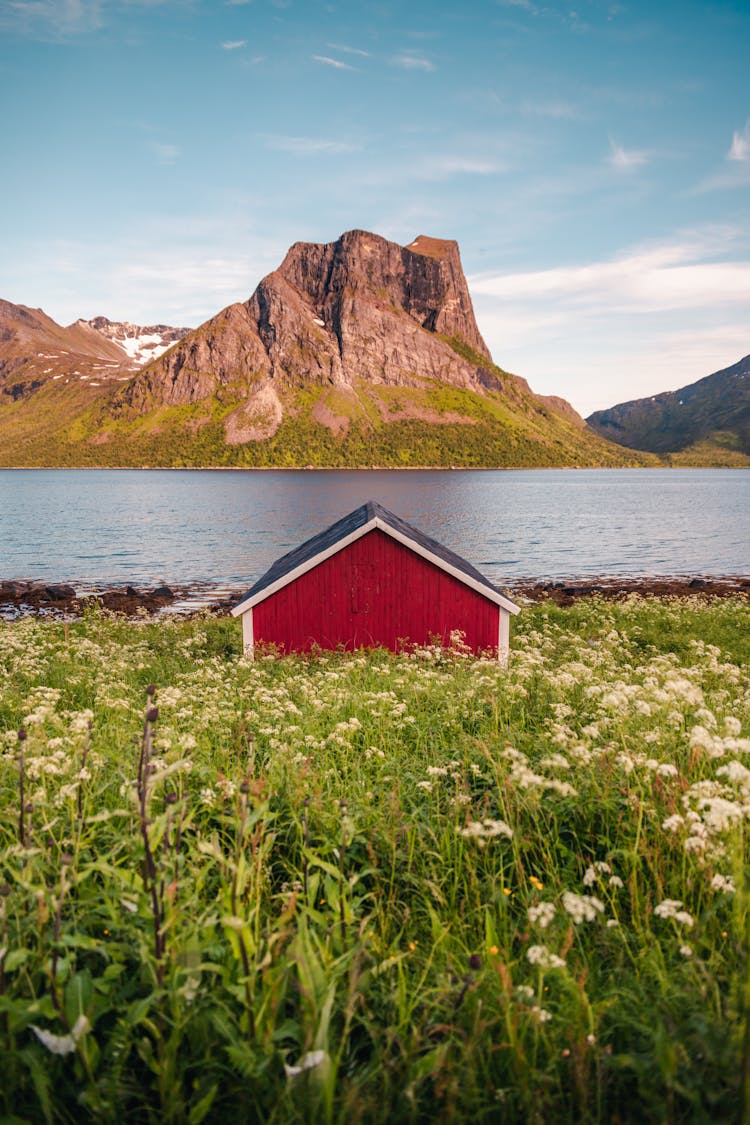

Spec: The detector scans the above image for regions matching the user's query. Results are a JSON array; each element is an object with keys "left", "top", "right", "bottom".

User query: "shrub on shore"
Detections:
[{"left": 0, "top": 597, "right": 748, "bottom": 1123}]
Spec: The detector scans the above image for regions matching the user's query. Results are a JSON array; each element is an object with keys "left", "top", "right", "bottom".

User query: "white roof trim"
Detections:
[
  {"left": 371, "top": 519, "right": 519, "bottom": 614},
  {"left": 232, "top": 516, "right": 520, "bottom": 617},
  {"left": 231, "top": 521, "right": 377, "bottom": 615}
]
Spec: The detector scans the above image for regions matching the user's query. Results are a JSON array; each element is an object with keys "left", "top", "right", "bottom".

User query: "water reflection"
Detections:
[{"left": 0, "top": 468, "right": 747, "bottom": 585}]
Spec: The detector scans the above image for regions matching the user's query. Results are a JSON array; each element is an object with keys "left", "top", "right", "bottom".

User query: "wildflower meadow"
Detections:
[{"left": 1, "top": 596, "right": 749, "bottom": 1123}]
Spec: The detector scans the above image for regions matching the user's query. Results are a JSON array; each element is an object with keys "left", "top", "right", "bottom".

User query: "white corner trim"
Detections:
[
  {"left": 498, "top": 610, "right": 510, "bottom": 667},
  {"left": 241, "top": 607, "right": 255, "bottom": 659},
  {"left": 231, "top": 517, "right": 520, "bottom": 616}
]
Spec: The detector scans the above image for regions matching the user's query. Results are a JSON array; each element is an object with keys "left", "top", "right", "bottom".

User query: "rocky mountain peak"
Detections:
[{"left": 274, "top": 229, "right": 490, "bottom": 362}]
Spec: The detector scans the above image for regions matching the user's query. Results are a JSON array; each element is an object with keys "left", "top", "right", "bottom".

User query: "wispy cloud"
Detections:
[
  {"left": 607, "top": 137, "right": 648, "bottom": 170},
  {"left": 150, "top": 141, "right": 180, "bottom": 166},
  {"left": 262, "top": 134, "right": 360, "bottom": 155},
  {"left": 312, "top": 54, "right": 354, "bottom": 71},
  {"left": 221, "top": 39, "right": 246, "bottom": 50},
  {"left": 521, "top": 97, "right": 581, "bottom": 120},
  {"left": 1, "top": 0, "right": 104, "bottom": 36},
  {"left": 392, "top": 53, "right": 435, "bottom": 72},
  {"left": 471, "top": 232, "right": 750, "bottom": 310},
  {"left": 690, "top": 124, "right": 750, "bottom": 193},
  {"left": 326, "top": 41, "right": 369, "bottom": 57},
  {"left": 497, "top": 0, "right": 539, "bottom": 11},
  {"left": 728, "top": 120, "right": 750, "bottom": 162},
  {"left": 469, "top": 228, "right": 750, "bottom": 412},
  {"left": 415, "top": 155, "right": 501, "bottom": 179},
  {"left": 3, "top": 217, "right": 287, "bottom": 327}
]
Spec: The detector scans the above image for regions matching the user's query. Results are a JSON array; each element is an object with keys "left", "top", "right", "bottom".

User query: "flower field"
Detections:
[{"left": 1, "top": 597, "right": 749, "bottom": 1123}]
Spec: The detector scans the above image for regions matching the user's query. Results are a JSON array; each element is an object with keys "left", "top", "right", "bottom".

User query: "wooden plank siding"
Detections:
[{"left": 253, "top": 528, "right": 500, "bottom": 655}]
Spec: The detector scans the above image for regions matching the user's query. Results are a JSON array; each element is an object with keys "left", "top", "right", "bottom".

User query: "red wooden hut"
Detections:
[{"left": 231, "top": 501, "right": 519, "bottom": 663}]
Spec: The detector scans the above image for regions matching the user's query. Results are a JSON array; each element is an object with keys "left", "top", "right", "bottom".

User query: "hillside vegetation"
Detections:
[{"left": 0, "top": 362, "right": 656, "bottom": 469}]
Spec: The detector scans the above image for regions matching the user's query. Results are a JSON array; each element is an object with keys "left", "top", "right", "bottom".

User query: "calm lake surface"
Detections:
[{"left": 0, "top": 469, "right": 747, "bottom": 589}]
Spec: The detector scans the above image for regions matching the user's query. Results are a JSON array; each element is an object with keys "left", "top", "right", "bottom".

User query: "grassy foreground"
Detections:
[{"left": 1, "top": 598, "right": 749, "bottom": 1123}]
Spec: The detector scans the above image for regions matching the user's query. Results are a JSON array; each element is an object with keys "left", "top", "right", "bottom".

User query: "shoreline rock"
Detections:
[{"left": 1, "top": 574, "right": 749, "bottom": 620}]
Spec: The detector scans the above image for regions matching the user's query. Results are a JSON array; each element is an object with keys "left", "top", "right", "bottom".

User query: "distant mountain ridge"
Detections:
[
  {"left": 0, "top": 300, "right": 190, "bottom": 404},
  {"left": 586, "top": 354, "right": 750, "bottom": 465},
  {"left": 0, "top": 299, "right": 129, "bottom": 399},
  {"left": 0, "top": 230, "right": 657, "bottom": 467}
]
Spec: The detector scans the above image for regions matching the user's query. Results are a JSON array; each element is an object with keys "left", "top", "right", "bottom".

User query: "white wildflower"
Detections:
[
  {"left": 526, "top": 944, "right": 566, "bottom": 970},
  {"left": 528, "top": 902, "right": 556, "bottom": 929},
  {"left": 216, "top": 777, "right": 236, "bottom": 800},
  {"left": 583, "top": 862, "right": 611, "bottom": 887},
  {"left": 561, "top": 892, "right": 605, "bottom": 925},
  {"left": 653, "top": 899, "right": 683, "bottom": 919},
  {"left": 541, "top": 753, "right": 570, "bottom": 770},
  {"left": 698, "top": 796, "right": 743, "bottom": 833},
  {"left": 662, "top": 814, "right": 684, "bottom": 833},
  {"left": 711, "top": 873, "right": 736, "bottom": 894},
  {"left": 482, "top": 818, "right": 513, "bottom": 839},
  {"left": 532, "top": 1006, "right": 552, "bottom": 1023},
  {"left": 31, "top": 1015, "right": 90, "bottom": 1056},
  {"left": 284, "top": 1049, "right": 329, "bottom": 1080},
  {"left": 717, "top": 760, "right": 750, "bottom": 786},
  {"left": 654, "top": 899, "right": 694, "bottom": 927}
]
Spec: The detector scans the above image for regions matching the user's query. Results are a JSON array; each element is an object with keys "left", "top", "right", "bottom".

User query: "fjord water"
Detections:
[{"left": 0, "top": 469, "right": 747, "bottom": 589}]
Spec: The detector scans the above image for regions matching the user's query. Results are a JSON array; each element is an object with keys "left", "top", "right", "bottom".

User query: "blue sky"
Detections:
[{"left": 1, "top": 0, "right": 748, "bottom": 415}]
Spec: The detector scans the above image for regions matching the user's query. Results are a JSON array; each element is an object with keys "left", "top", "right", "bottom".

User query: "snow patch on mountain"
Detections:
[{"left": 79, "top": 317, "right": 191, "bottom": 368}]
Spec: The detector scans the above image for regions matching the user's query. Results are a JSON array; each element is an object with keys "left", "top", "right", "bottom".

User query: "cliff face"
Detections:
[
  {"left": 120, "top": 229, "right": 507, "bottom": 418},
  {"left": 275, "top": 230, "right": 491, "bottom": 363}
]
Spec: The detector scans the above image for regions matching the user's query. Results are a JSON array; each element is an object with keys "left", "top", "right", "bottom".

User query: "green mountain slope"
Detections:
[
  {"left": 0, "top": 358, "right": 656, "bottom": 468},
  {"left": 586, "top": 354, "right": 750, "bottom": 466}
]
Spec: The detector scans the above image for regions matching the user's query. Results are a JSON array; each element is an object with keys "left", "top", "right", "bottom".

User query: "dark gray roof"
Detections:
[{"left": 234, "top": 500, "right": 517, "bottom": 609}]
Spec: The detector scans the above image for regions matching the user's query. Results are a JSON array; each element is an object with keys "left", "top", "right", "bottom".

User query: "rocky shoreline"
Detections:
[
  {"left": 1, "top": 574, "right": 749, "bottom": 620},
  {"left": 0, "top": 580, "right": 241, "bottom": 619},
  {"left": 510, "top": 574, "right": 750, "bottom": 606}
]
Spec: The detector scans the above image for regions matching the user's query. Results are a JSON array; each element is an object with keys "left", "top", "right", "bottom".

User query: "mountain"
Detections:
[
  {"left": 0, "top": 231, "right": 656, "bottom": 468},
  {"left": 586, "top": 354, "right": 750, "bottom": 466}
]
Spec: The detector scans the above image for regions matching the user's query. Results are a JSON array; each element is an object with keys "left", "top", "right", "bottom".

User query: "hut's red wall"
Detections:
[{"left": 253, "top": 529, "right": 499, "bottom": 655}]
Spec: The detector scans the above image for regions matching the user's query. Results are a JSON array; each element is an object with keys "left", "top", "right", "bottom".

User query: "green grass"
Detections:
[{"left": 1, "top": 596, "right": 749, "bottom": 1122}]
